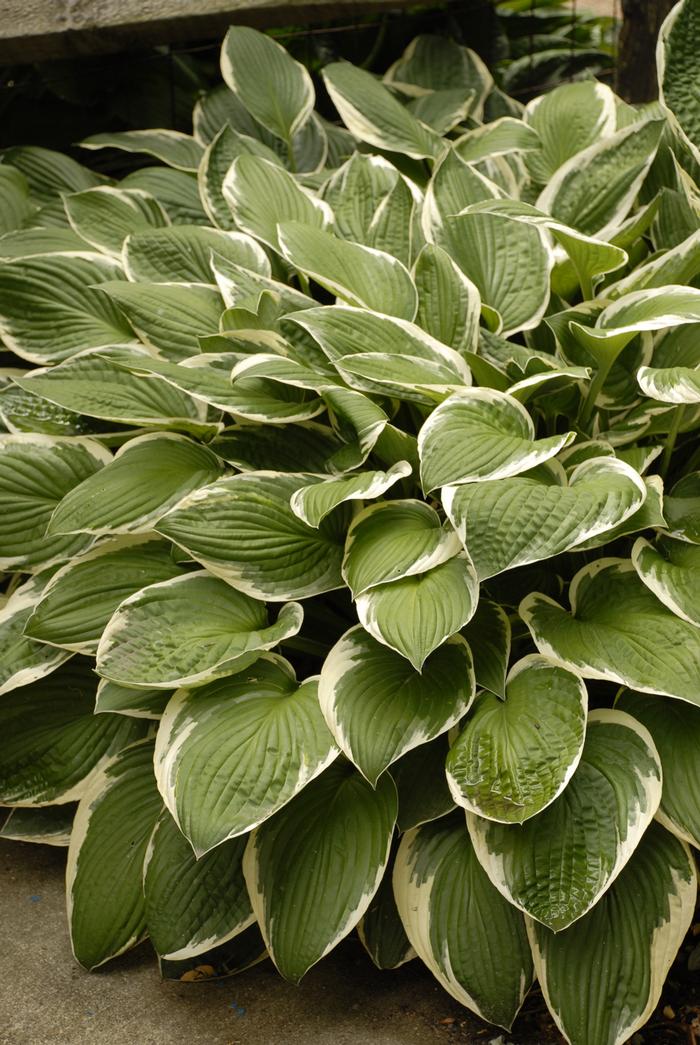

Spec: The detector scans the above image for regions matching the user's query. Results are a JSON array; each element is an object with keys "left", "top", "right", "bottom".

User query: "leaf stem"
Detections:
[
  {"left": 578, "top": 355, "right": 614, "bottom": 432},
  {"left": 660, "top": 404, "right": 686, "bottom": 481}
]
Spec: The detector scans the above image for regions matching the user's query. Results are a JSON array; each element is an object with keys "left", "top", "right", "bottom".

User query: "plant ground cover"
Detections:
[{"left": 1, "top": 2, "right": 700, "bottom": 1044}]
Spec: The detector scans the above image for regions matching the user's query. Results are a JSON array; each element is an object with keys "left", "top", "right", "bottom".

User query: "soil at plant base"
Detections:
[{"left": 1, "top": 837, "right": 697, "bottom": 1045}]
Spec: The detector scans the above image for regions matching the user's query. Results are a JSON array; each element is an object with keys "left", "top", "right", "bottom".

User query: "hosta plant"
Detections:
[{"left": 2, "top": 4, "right": 700, "bottom": 1044}]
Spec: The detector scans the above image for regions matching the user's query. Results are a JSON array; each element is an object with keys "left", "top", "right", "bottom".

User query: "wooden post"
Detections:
[{"left": 616, "top": 0, "right": 676, "bottom": 103}]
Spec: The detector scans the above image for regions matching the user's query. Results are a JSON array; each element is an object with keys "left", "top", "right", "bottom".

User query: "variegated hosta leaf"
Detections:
[
  {"left": 658, "top": 0, "right": 700, "bottom": 164},
  {"left": 570, "top": 285, "right": 700, "bottom": 363},
  {"left": 537, "top": 118, "right": 664, "bottom": 239},
  {"left": 468, "top": 709, "right": 661, "bottom": 931},
  {"left": 357, "top": 554, "right": 478, "bottom": 670},
  {"left": 435, "top": 210, "right": 552, "bottom": 336},
  {"left": 2, "top": 144, "right": 101, "bottom": 205},
  {"left": 0, "top": 225, "right": 90, "bottom": 260},
  {"left": 392, "top": 735, "right": 455, "bottom": 832},
  {"left": 632, "top": 536, "right": 700, "bottom": 626},
  {"left": 521, "top": 559, "right": 700, "bottom": 705},
  {"left": 617, "top": 688, "right": 700, "bottom": 848},
  {"left": 324, "top": 386, "right": 389, "bottom": 462},
  {"left": 0, "top": 434, "right": 111, "bottom": 571},
  {"left": 154, "top": 656, "right": 337, "bottom": 855},
  {"left": 319, "top": 625, "right": 474, "bottom": 784},
  {"left": 462, "top": 198, "right": 627, "bottom": 298},
  {"left": 367, "top": 172, "right": 423, "bottom": 265},
  {"left": 422, "top": 148, "right": 503, "bottom": 243},
  {"left": 63, "top": 186, "right": 169, "bottom": 258},
  {"left": 290, "top": 462, "right": 411, "bottom": 527},
  {"left": 573, "top": 474, "right": 666, "bottom": 552},
  {"left": 67, "top": 740, "right": 162, "bottom": 970},
  {"left": 0, "top": 253, "right": 134, "bottom": 364},
  {"left": 443, "top": 457, "right": 647, "bottom": 580},
  {"left": 393, "top": 813, "right": 533, "bottom": 1030},
  {"left": 418, "top": 388, "right": 575, "bottom": 493},
  {"left": 530, "top": 822, "right": 696, "bottom": 1045},
  {"left": 0, "top": 574, "right": 73, "bottom": 695},
  {"left": 0, "top": 659, "right": 144, "bottom": 805},
  {"left": 80, "top": 130, "right": 203, "bottom": 171},
  {"left": 322, "top": 62, "right": 442, "bottom": 160},
  {"left": 106, "top": 347, "right": 323, "bottom": 424},
  {"left": 665, "top": 471, "right": 700, "bottom": 543},
  {"left": 0, "top": 804, "right": 75, "bottom": 846},
  {"left": 357, "top": 859, "right": 414, "bottom": 970},
  {"left": 243, "top": 760, "right": 397, "bottom": 982},
  {"left": 278, "top": 221, "right": 418, "bottom": 321},
  {"left": 48, "top": 433, "right": 223, "bottom": 537},
  {"left": 143, "top": 811, "right": 254, "bottom": 960},
  {"left": 322, "top": 152, "right": 395, "bottom": 235},
  {"left": 342, "top": 499, "right": 462, "bottom": 597},
  {"left": 122, "top": 166, "right": 208, "bottom": 225},
  {"left": 461, "top": 597, "right": 511, "bottom": 697},
  {"left": 412, "top": 243, "right": 480, "bottom": 355},
  {"left": 336, "top": 354, "right": 468, "bottom": 405},
  {"left": 25, "top": 537, "right": 184, "bottom": 653},
  {"left": 213, "top": 422, "right": 347, "bottom": 474},
  {"left": 454, "top": 117, "right": 539, "bottom": 164},
  {"left": 447, "top": 654, "right": 587, "bottom": 823},
  {"left": 210, "top": 250, "right": 315, "bottom": 315},
  {"left": 524, "top": 80, "right": 616, "bottom": 185},
  {"left": 12, "top": 352, "right": 208, "bottom": 429},
  {"left": 607, "top": 227, "right": 700, "bottom": 300},
  {"left": 156, "top": 472, "right": 348, "bottom": 601},
  {"left": 96, "top": 281, "right": 223, "bottom": 361},
  {"left": 97, "top": 572, "right": 303, "bottom": 689},
  {"left": 638, "top": 362, "right": 700, "bottom": 402},
  {"left": 95, "top": 680, "right": 171, "bottom": 720},
  {"left": 0, "top": 165, "right": 34, "bottom": 234},
  {"left": 222, "top": 155, "right": 331, "bottom": 251},
  {"left": 287, "top": 304, "right": 472, "bottom": 387},
  {"left": 221, "top": 27, "right": 314, "bottom": 143},
  {"left": 384, "top": 35, "right": 492, "bottom": 114},
  {"left": 124, "top": 225, "right": 269, "bottom": 283},
  {"left": 197, "top": 124, "right": 247, "bottom": 230}
]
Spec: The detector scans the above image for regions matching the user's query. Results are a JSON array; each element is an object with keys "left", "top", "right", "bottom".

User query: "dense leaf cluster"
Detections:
[{"left": 1, "top": 3, "right": 700, "bottom": 1043}]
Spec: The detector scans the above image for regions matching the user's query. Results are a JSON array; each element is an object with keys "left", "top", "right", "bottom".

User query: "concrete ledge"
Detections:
[{"left": 0, "top": 0, "right": 434, "bottom": 63}]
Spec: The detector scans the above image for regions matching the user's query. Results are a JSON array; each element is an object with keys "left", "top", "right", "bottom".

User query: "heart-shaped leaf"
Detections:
[
  {"left": 290, "top": 462, "right": 411, "bottom": 528},
  {"left": 529, "top": 822, "right": 696, "bottom": 1045},
  {"left": 156, "top": 472, "right": 348, "bottom": 601},
  {"left": 468, "top": 709, "right": 662, "bottom": 930},
  {"left": 67, "top": 740, "right": 162, "bottom": 970},
  {"left": 243, "top": 760, "right": 397, "bottom": 982},
  {"left": 343, "top": 499, "right": 462, "bottom": 596},
  {"left": 393, "top": 812, "right": 533, "bottom": 1030},
  {"left": 418, "top": 388, "right": 574, "bottom": 492},
  {"left": 25, "top": 537, "right": 184, "bottom": 653},
  {"left": 97, "top": 572, "right": 303, "bottom": 689},
  {"left": 616, "top": 688, "right": 700, "bottom": 849},
  {"left": 443, "top": 457, "right": 647, "bottom": 579},
  {"left": 154, "top": 656, "right": 337, "bottom": 855},
  {"left": 319, "top": 625, "right": 474, "bottom": 784},
  {"left": 521, "top": 559, "right": 700, "bottom": 705},
  {"left": 221, "top": 27, "right": 315, "bottom": 143},
  {"left": 632, "top": 536, "right": 700, "bottom": 626},
  {"left": 143, "top": 811, "right": 254, "bottom": 960},
  {"left": 356, "top": 554, "right": 478, "bottom": 670},
  {"left": 447, "top": 654, "right": 587, "bottom": 823}
]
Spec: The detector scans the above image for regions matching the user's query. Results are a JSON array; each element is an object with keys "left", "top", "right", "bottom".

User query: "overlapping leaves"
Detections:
[{"left": 2, "top": 11, "right": 700, "bottom": 1045}]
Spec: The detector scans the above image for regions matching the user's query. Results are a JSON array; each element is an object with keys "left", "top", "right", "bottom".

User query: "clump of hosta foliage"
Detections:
[{"left": 3, "top": 3, "right": 700, "bottom": 1043}]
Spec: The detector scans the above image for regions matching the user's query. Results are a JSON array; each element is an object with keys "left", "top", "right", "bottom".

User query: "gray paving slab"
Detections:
[{"left": 0, "top": 839, "right": 561, "bottom": 1045}]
